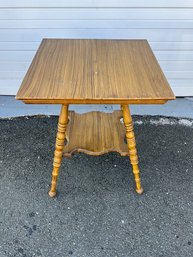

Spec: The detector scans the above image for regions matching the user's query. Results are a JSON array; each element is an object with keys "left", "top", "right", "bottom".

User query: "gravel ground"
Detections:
[{"left": 0, "top": 115, "right": 193, "bottom": 257}]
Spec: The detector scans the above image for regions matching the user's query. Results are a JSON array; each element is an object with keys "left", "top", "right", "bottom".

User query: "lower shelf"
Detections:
[{"left": 63, "top": 110, "right": 129, "bottom": 157}]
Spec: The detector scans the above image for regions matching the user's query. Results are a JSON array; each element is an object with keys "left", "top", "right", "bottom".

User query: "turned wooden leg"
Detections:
[
  {"left": 48, "top": 105, "right": 69, "bottom": 197},
  {"left": 121, "top": 105, "right": 143, "bottom": 194}
]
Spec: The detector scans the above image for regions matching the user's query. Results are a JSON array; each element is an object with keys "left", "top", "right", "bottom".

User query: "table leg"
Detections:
[
  {"left": 121, "top": 105, "right": 143, "bottom": 194},
  {"left": 48, "top": 104, "right": 69, "bottom": 197}
]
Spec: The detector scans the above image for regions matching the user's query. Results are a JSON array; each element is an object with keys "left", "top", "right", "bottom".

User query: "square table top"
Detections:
[{"left": 16, "top": 39, "right": 175, "bottom": 104}]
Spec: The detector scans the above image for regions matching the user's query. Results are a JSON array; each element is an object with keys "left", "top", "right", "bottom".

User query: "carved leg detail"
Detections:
[
  {"left": 48, "top": 105, "right": 69, "bottom": 197},
  {"left": 121, "top": 105, "right": 143, "bottom": 194}
]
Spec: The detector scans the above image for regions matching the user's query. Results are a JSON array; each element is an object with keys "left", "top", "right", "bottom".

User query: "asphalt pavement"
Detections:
[{"left": 0, "top": 115, "right": 193, "bottom": 257}]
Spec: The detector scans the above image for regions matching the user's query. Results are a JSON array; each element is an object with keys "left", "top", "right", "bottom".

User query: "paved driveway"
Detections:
[{"left": 0, "top": 115, "right": 193, "bottom": 257}]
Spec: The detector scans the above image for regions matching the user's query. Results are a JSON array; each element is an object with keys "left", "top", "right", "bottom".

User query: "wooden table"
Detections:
[{"left": 16, "top": 39, "right": 175, "bottom": 197}]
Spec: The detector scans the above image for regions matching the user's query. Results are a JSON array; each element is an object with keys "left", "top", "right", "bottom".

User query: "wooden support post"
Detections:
[
  {"left": 121, "top": 105, "right": 143, "bottom": 194},
  {"left": 48, "top": 105, "right": 69, "bottom": 197}
]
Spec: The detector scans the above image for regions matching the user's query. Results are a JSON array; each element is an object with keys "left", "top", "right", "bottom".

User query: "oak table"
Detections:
[{"left": 16, "top": 39, "right": 175, "bottom": 197}]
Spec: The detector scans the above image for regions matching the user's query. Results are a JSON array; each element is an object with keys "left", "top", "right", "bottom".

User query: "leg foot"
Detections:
[
  {"left": 48, "top": 105, "right": 69, "bottom": 198},
  {"left": 48, "top": 190, "right": 57, "bottom": 198},
  {"left": 136, "top": 187, "right": 144, "bottom": 194},
  {"left": 121, "top": 105, "right": 143, "bottom": 194}
]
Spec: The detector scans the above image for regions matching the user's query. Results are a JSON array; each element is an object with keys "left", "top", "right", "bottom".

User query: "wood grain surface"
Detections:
[
  {"left": 16, "top": 39, "right": 175, "bottom": 104},
  {"left": 63, "top": 110, "right": 130, "bottom": 157}
]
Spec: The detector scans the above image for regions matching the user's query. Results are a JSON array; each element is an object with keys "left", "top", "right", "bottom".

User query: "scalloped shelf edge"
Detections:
[{"left": 63, "top": 110, "right": 129, "bottom": 157}]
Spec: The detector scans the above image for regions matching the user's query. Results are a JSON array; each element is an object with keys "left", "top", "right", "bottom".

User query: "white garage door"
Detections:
[{"left": 0, "top": 0, "right": 193, "bottom": 96}]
